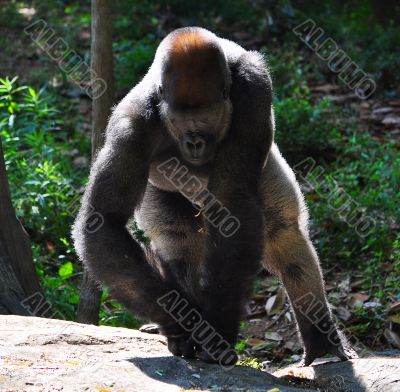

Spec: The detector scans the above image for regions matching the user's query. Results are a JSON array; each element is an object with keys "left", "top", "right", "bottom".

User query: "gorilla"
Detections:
[{"left": 73, "top": 27, "right": 355, "bottom": 366}]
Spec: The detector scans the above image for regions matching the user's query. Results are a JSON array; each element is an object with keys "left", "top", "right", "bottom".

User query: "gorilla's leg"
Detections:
[
  {"left": 135, "top": 183, "right": 206, "bottom": 356},
  {"left": 262, "top": 226, "right": 350, "bottom": 365},
  {"left": 76, "top": 222, "right": 185, "bottom": 336},
  {"left": 76, "top": 238, "right": 188, "bottom": 342},
  {"left": 260, "top": 145, "right": 354, "bottom": 365}
]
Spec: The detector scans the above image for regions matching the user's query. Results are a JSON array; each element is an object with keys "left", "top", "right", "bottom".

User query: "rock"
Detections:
[
  {"left": 0, "top": 315, "right": 399, "bottom": 392},
  {"left": 274, "top": 352, "right": 400, "bottom": 392}
]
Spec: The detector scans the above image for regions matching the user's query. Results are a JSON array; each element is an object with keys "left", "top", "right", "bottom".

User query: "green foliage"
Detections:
[
  {"left": 266, "top": 48, "right": 309, "bottom": 97},
  {"left": 0, "top": 76, "right": 143, "bottom": 327},
  {"left": 235, "top": 340, "right": 247, "bottom": 353},
  {"left": 0, "top": 0, "right": 24, "bottom": 28},
  {"left": 294, "top": 1, "right": 400, "bottom": 86},
  {"left": 0, "top": 76, "right": 87, "bottom": 319},
  {"left": 274, "top": 88, "right": 340, "bottom": 161},
  {"left": 59, "top": 261, "right": 74, "bottom": 279},
  {"left": 237, "top": 356, "right": 262, "bottom": 369},
  {"left": 299, "top": 132, "right": 400, "bottom": 335},
  {"left": 114, "top": 37, "right": 158, "bottom": 89}
]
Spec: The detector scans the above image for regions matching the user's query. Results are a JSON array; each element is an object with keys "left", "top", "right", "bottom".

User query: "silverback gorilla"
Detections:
[{"left": 73, "top": 27, "right": 355, "bottom": 366}]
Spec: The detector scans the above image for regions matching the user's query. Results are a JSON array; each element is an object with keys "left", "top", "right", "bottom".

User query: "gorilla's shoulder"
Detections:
[
  {"left": 104, "top": 90, "right": 160, "bottom": 147},
  {"left": 234, "top": 51, "right": 271, "bottom": 88}
]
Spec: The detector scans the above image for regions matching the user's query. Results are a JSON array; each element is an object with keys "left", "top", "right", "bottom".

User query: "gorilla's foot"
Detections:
[{"left": 302, "top": 339, "right": 358, "bottom": 366}]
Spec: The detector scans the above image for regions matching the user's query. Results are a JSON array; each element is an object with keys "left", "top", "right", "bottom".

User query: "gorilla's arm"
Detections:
[
  {"left": 200, "top": 53, "right": 273, "bottom": 348},
  {"left": 72, "top": 107, "right": 181, "bottom": 333}
]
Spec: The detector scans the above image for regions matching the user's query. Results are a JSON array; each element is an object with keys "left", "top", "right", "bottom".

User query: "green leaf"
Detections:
[
  {"left": 68, "top": 294, "right": 80, "bottom": 304},
  {"left": 235, "top": 340, "right": 246, "bottom": 352},
  {"left": 59, "top": 261, "right": 74, "bottom": 279}
]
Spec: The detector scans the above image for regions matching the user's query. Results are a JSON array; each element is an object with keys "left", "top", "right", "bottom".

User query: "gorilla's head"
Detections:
[{"left": 158, "top": 28, "right": 232, "bottom": 166}]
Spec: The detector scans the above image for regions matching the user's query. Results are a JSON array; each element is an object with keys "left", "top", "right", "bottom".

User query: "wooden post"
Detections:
[
  {"left": 76, "top": 0, "right": 114, "bottom": 324},
  {"left": 0, "top": 136, "right": 47, "bottom": 315}
]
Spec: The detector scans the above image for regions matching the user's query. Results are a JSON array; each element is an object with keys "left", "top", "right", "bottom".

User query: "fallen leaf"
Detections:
[
  {"left": 384, "top": 329, "right": 400, "bottom": 348},
  {"left": 382, "top": 116, "right": 400, "bottom": 125},
  {"left": 351, "top": 293, "right": 369, "bottom": 302},
  {"left": 338, "top": 277, "right": 351, "bottom": 292},
  {"left": 337, "top": 306, "right": 351, "bottom": 321},
  {"left": 351, "top": 279, "right": 366, "bottom": 288},
  {"left": 252, "top": 342, "right": 273, "bottom": 351},
  {"left": 248, "top": 338, "right": 264, "bottom": 347},
  {"left": 372, "top": 107, "right": 393, "bottom": 115},
  {"left": 45, "top": 241, "right": 55, "bottom": 252},
  {"left": 389, "top": 302, "right": 400, "bottom": 313},
  {"left": 95, "top": 387, "right": 112, "bottom": 392},
  {"left": 388, "top": 313, "right": 400, "bottom": 324},
  {"left": 283, "top": 341, "right": 297, "bottom": 351},
  {"left": 264, "top": 331, "right": 283, "bottom": 341},
  {"left": 364, "top": 301, "right": 381, "bottom": 309},
  {"left": 252, "top": 293, "right": 268, "bottom": 300},
  {"left": 15, "top": 361, "right": 33, "bottom": 366},
  {"left": 265, "top": 287, "right": 286, "bottom": 315},
  {"left": 284, "top": 311, "right": 292, "bottom": 323}
]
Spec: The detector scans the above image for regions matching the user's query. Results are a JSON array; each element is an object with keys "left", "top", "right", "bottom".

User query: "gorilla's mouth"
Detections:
[
  {"left": 184, "top": 155, "right": 206, "bottom": 166},
  {"left": 183, "top": 152, "right": 214, "bottom": 167}
]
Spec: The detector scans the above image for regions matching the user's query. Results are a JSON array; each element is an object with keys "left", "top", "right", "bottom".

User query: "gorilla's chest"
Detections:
[{"left": 148, "top": 157, "right": 209, "bottom": 204}]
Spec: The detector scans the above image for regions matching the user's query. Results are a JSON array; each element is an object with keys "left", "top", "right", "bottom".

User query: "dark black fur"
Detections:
[{"left": 73, "top": 27, "right": 354, "bottom": 366}]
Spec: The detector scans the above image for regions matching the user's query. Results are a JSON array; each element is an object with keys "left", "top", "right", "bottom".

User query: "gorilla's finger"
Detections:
[{"left": 167, "top": 337, "right": 182, "bottom": 356}]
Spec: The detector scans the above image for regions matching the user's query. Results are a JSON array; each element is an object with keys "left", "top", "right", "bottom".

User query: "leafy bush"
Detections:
[
  {"left": 274, "top": 88, "right": 340, "bottom": 162},
  {"left": 0, "top": 77, "right": 140, "bottom": 327},
  {"left": 294, "top": 0, "right": 400, "bottom": 87},
  {"left": 114, "top": 37, "right": 158, "bottom": 89},
  {"left": 0, "top": 77, "right": 87, "bottom": 316},
  {"left": 300, "top": 131, "right": 400, "bottom": 335}
]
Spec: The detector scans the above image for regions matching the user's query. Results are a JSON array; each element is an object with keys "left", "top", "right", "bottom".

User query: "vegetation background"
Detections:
[{"left": 0, "top": 0, "right": 399, "bottom": 366}]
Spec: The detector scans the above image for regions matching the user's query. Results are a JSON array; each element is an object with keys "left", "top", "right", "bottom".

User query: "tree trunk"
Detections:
[
  {"left": 76, "top": 0, "right": 114, "bottom": 324},
  {"left": 0, "top": 136, "right": 48, "bottom": 315}
]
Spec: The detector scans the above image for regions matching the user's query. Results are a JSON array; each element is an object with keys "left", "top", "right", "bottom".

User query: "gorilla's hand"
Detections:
[
  {"left": 158, "top": 323, "right": 196, "bottom": 357},
  {"left": 166, "top": 334, "right": 197, "bottom": 358}
]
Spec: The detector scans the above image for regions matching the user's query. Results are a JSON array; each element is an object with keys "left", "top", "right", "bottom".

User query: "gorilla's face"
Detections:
[
  {"left": 158, "top": 38, "right": 232, "bottom": 166},
  {"left": 159, "top": 97, "right": 232, "bottom": 166}
]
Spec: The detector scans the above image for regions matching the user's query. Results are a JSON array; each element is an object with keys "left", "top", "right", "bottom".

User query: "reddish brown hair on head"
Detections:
[
  {"left": 170, "top": 29, "right": 210, "bottom": 56},
  {"left": 163, "top": 29, "right": 225, "bottom": 108}
]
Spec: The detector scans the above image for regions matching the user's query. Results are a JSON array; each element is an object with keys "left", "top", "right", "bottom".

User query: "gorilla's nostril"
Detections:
[
  {"left": 193, "top": 141, "right": 202, "bottom": 150},
  {"left": 185, "top": 140, "right": 202, "bottom": 151},
  {"left": 184, "top": 138, "right": 205, "bottom": 159}
]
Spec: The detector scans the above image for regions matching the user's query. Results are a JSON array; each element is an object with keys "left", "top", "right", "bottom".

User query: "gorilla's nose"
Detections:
[{"left": 183, "top": 134, "right": 206, "bottom": 159}]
